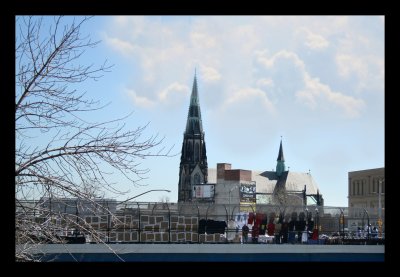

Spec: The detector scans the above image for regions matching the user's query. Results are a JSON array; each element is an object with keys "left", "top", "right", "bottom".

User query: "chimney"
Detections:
[{"left": 217, "top": 163, "right": 231, "bottom": 181}]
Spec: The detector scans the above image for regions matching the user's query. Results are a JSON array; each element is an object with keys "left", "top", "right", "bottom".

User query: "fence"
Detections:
[{"left": 16, "top": 199, "right": 385, "bottom": 245}]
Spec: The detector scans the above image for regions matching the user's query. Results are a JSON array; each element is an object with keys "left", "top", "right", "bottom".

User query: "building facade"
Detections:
[
  {"left": 348, "top": 167, "right": 385, "bottom": 231},
  {"left": 208, "top": 140, "right": 323, "bottom": 209}
]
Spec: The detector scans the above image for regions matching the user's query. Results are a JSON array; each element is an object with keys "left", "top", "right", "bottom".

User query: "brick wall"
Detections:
[{"left": 224, "top": 169, "right": 252, "bottom": 182}]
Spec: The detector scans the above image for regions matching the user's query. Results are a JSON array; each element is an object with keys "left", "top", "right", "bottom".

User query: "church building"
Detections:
[
  {"left": 177, "top": 73, "right": 323, "bottom": 208},
  {"left": 178, "top": 73, "right": 208, "bottom": 203}
]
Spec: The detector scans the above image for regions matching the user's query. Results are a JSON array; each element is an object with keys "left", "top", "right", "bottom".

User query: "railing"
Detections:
[{"left": 15, "top": 200, "right": 384, "bottom": 245}]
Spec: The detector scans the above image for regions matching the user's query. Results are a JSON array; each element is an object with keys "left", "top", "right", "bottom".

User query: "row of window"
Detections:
[{"left": 350, "top": 178, "right": 385, "bottom": 196}]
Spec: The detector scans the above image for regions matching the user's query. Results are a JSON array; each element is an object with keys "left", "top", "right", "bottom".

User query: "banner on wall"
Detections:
[
  {"left": 239, "top": 182, "right": 256, "bottom": 213},
  {"left": 240, "top": 182, "right": 256, "bottom": 203},
  {"left": 192, "top": 184, "right": 215, "bottom": 199}
]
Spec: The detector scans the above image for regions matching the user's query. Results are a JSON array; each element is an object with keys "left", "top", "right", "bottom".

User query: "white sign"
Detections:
[
  {"left": 192, "top": 185, "right": 215, "bottom": 198},
  {"left": 240, "top": 183, "right": 256, "bottom": 203}
]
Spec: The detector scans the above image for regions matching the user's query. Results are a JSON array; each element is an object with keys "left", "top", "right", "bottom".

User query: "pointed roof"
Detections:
[
  {"left": 185, "top": 73, "right": 203, "bottom": 135},
  {"left": 277, "top": 139, "right": 285, "bottom": 161}
]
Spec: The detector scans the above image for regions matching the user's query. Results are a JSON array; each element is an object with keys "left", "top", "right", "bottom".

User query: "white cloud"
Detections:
[
  {"left": 224, "top": 87, "right": 275, "bottom": 113},
  {"left": 325, "top": 89, "right": 365, "bottom": 118},
  {"left": 190, "top": 32, "right": 216, "bottom": 49},
  {"left": 112, "top": 16, "right": 147, "bottom": 39},
  {"left": 233, "top": 25, "right": 260, "bottom": 53},
  {"left": 336, "top": 54, "right": 367, "bottom": 78},
  {"left": 158, "top": 82, "right": 189, "bottom": 102},
  {"left": 104, "top": 35, "right": 136, "bottom": 56},
  {"left": 297, "top": 73, "right": 365, "bottom": 117},
  {"left": 99, "top": 16, "right": 383, "bottom": 207},
  {"left": 104, "top": 16, "right": 380, "bottom": 117},
  {"left": 125, "top": 82, "right": 190, "bottom": 110},
  {"left": 256, "top": 78, "right": 274, "bottom": 88},
  {"left": 126, "top": 89, "right": 155, "bottom": 109},
  {"left": 336, "top": 53, "right": 383, "bottom": 93},
  {"left": 256, "top": 49, "right": 364, "bottom": 117},
  {"left": 294, "top": 27, "right": 330, "bottom": 50},
  {"left": 256, "top": 49, "right": 305, "bottom": 70},
  {"left": 302, "top": 28, "right": 330, "bottom": 50},
  {"left": 199, "top": 65, "right": 221, "bottom": 82},
  {"left": 115, "top": 16, "right": 129, "bottom": 25}
]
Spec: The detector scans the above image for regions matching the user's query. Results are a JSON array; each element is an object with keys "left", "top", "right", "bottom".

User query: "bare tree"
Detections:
[{"left": 15, "top": 16, "right": 171, "bottom": 261}]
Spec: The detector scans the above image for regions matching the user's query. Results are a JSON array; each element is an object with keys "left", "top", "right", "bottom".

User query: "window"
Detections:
[
  {"left": 361, "top": 180, "right": 364, "bottom": 195},
  {"left": 194, "top": 142, "right": 199, "bottom": 161},
  {"left": 187, "top": 141, "right": 192, "bottom": 160},
  {"left": 194, "top": 173, "right": 201, "bottom": 185}
]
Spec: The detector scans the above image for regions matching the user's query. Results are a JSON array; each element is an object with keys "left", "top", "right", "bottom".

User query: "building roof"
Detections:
[{"left": 208, "top": 168, "right": 319, "bottom": 195}]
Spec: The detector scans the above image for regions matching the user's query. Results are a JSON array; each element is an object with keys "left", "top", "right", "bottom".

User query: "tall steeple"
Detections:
[
  {"left": 276, "top": 138, "right": 286, "bottom": 177},
  {"left": 178, "top": 72, "right": 208, "bottom": 203},
  {"left": 185, "top": 73, "right": 203, "bottom": 135}
]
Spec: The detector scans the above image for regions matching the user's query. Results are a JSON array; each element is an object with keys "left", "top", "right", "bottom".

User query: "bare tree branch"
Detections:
[{"left": 15, "top": 16, "right": 172, "bottom": 261}]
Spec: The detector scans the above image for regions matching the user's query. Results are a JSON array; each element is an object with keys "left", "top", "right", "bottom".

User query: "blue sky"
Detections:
[{"left": 27, "top": 16, "right": 384, "bottom": 207}]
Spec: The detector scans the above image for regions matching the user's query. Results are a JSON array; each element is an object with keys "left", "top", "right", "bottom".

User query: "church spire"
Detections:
[
  {"left": 276, "top": 138, "right": 286, "bottom": 177},
  {"left": 178, "top": 72, "right": 208, "bottom": 203},
  {"left": 277, "top": 138, "right": 285, "bottom": 162},
  {"left": 185, "top": 73, "right": 203, "bottom": 135}
]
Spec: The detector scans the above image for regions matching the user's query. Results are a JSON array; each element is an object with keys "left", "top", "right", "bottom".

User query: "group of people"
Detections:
[
  {"left": 240, "top": 212, "right": 318, "bottom": 244},
  {"left": 357, "top": 224, "right": 379, "bottom": 238}
]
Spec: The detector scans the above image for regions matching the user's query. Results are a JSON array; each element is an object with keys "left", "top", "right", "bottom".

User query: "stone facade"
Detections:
[{"left": 348, "top": 167, "right": 385, "bottom": 231}]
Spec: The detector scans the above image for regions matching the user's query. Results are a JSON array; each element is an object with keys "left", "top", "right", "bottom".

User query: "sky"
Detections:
[{"left": 22, "top": 16, "right": 384, "bottom": 207}]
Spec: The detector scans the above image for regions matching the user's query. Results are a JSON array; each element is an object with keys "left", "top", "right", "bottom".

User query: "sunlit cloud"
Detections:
[
  {"left": 126, "top": 89, "right": 155, "bottom": 109},
  {"left": 297, "top": 27, "right": 330, "bottom": 50},
  {"left": 99, "top": 16, "right": 383, "bottom": 206},
  {"left": 297, "top": 73, "right": 365, "bottom": 117},
  {"left": 199, "top": 64, "right": 221, "bottom": 82},
  {"left": 224, "top": 87, "right": 276, "bottom": 114},
  {"left": 104, "top": 35, "right": 136, "bottom": 56},
  {"left": 158, "top": 82, "right": 189, "bottom": 104}
]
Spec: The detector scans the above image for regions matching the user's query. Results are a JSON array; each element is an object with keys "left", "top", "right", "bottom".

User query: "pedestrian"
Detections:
[{"left": 242, "top": 224, "right": 249, "bottom": 244}]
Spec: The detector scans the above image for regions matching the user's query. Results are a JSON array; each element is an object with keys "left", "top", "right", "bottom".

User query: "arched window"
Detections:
[{"left": 187, "top": 141, "right": 192, "bottom": 160}]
